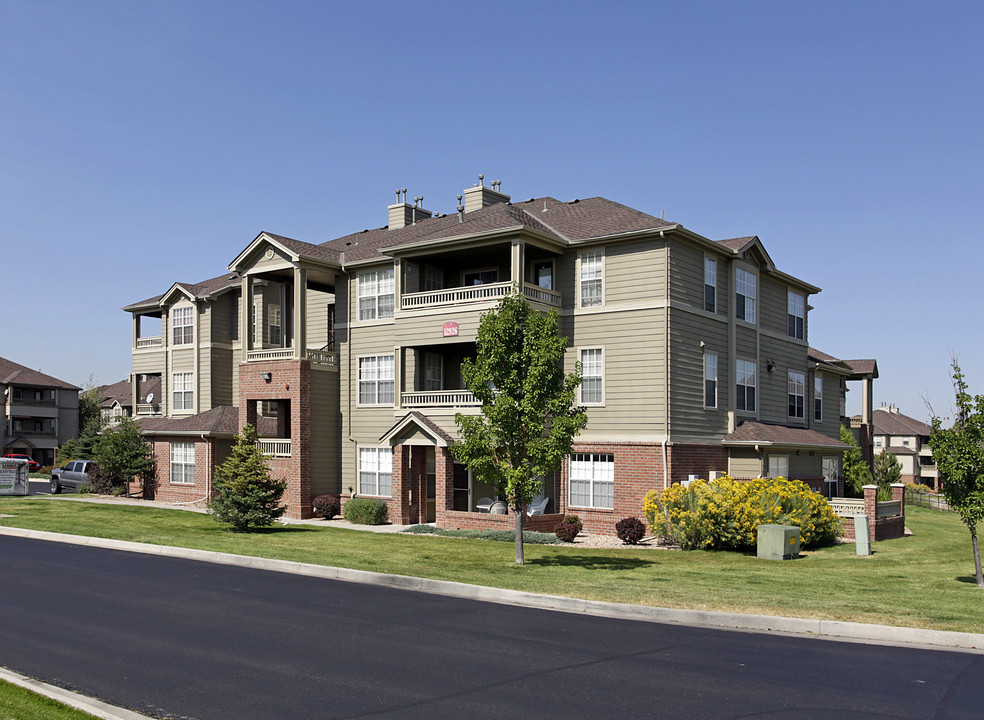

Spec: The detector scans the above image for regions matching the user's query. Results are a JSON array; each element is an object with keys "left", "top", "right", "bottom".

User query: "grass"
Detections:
[
  {"left": 0, "top": 679, "right": 99, "bottom": 720},
  {"left": 2, "top": 497, "right": 983, "bottom": 633}
]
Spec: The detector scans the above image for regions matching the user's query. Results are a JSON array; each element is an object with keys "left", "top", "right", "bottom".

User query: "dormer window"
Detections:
[
  {"left": 735, "top": 269, "right": 756, "bottom": 323},
  {"left": 787, "top": 291, "right": 805, "bottom": 340}
]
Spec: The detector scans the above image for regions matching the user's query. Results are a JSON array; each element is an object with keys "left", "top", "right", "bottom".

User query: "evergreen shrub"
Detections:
[{"left": 343, "top": 497, "right": 389, "bottom": 525}]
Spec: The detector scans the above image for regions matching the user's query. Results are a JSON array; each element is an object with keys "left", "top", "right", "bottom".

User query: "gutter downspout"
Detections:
[{"left": 661, "top": 230, "right": 670, "bottom": 490}]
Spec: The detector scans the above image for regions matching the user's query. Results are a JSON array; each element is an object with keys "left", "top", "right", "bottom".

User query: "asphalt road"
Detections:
[{"left": 1, "top": 536, "right": 982, "bottom": 720}]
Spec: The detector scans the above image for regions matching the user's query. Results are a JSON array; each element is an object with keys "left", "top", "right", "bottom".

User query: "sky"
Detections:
[{"left": 1, "top": 0, "right": 980, "bottom": 423}]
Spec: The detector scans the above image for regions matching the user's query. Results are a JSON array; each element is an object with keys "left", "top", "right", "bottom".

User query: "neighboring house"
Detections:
[
  {"left": 1, "top": 356, "right": 80, "bottom": 467},
  {"left": 123, "top": 179, "right": 873, "bottom": 533},
  {"left": 97, "top": 376, "right": 162, "bottom": 425},
  {"left": 852, "top": 405, "right": 938, "bottom": 489}
]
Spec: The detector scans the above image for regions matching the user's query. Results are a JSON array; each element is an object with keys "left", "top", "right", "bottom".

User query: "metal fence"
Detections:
[{"left": 904, "top": 487, "right": 951, "bottom": 511}]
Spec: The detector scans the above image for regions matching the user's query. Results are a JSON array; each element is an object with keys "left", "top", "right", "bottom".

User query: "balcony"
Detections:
[
  {"left": 136, "top": 404, "right": 162, "bottom": 416},
  {"left": 401, "top": 390, "right": 481, "bottom": 409},
  {"left": 402, "top": 281, "right": 512, "bottom": 310},
  {"left": 246, "top": 348, "right": 339, "bottom": 367},
  {"left": 256, "top": 438, "right": 291, "bottom": 457},
  {"left": 136, "top": 336, "right": 163, "bottom": 349}
]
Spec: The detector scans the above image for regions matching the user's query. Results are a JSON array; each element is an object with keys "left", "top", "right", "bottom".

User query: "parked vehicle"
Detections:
[
  {"left": 3, "top": 453, "right": 39, "bottom": 472},
  {"left": 50, "top": 460, "right": 96, "bottom": 493}
]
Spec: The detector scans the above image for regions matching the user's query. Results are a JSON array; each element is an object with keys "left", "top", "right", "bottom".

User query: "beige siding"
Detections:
[
  {"left": 309, "top": 366, "right": 340, "bottom": 496},
  {"left": 601, "top": 239, "right": 668, "bottom": 306},
  {"left": 170, "top": 348, "right": 195, "bottom": 373},
  {"left": 760, "top": 275, "right": 789, "bottom": 337},
  {"left": 729, "top": 450, "right": 762, "bottom": 479},
  {"left": 132, "top": 350, "right": 164, "bottom": 375},
  {"left": 394, "top": 306, "right": 485, "bottom": 346},
  {"left": 758, "top": 336, "right": 809, "bottom": 426},
  {"left": 667, "top": 307, "right": 730, "bottom": 442},
  {"left": 305, "top": 289, "right": 335, "bottom": 349},
  {"left": 554, "top": 252, "right": 576, "bottom": 311},
  {"left": 198, "top": 345, "right": 212, "bottom": 410},
  {"left": 251, "top": 246, "right": 293, "bottom": 271},
  {"left": 210, "top": 348, "right": 234, "bottom": 407},
  {"left": 210, "top": 292, "right": 240, "bottom": 343}
]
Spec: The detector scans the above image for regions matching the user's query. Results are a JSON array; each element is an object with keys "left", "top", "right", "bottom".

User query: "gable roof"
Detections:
[
  {"left": 97, "top": 377, "right": 161, "bottom": 408},
  {"left": 124, "top": 272, "right": 242, "bottom": 311},
  {"left": 722, "top": 421, "right": 851, "bottom": 449},
  {"left": 0, "top": 356, "right": 79, "bottom": 390},
  {"left": 378, "top": 412, "right": 454, "bottom": 447},
  {"left": 870, "top": 408, "right": 932, "bottom": 436},
  {"left": 137, "top": 406, "right": 279, "bottom": 437}
]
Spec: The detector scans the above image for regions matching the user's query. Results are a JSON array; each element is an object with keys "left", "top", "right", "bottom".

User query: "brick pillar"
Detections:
[
  {"left": 892, "top": 482, "right": 905, "bottom": 526},
  {"left": 863, "top": 484, "right": 878, "bottom": 543},
  {"left": 409, "top": 446, "right": 426, "bottom": 524},
  {"left": 435, "top": 446, "right": 454, "bottom": 527},
  {"left": 391, "top": 445, "right": 411, "bottom": 525}
]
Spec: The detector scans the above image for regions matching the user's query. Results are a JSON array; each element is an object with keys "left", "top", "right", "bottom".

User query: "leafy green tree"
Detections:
[
  {"left": 92, "top": 417, "right": 154, "bottom": 495},
  {"left": 58, "top": 379, "right": 105, "bottom": 464},
  {"left": 207, "top": 424, "right": 287, "bottom": 532},
  {"left": 840, "top": 424, "right": 871, "bottom": 497},
  {"left": 929, "top": 360, "right": 984, "bottom": 588},
  {"left": 873, "top": 450, "right": 902, "bottom": 499},
  {"left": 452, "top": 293, "right": 587, "bottom": 564}
]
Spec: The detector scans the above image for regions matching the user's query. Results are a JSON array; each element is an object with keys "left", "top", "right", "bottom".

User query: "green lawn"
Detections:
[
  {"left": 0, "top": 680, "right": 99, "bottom": 720},
  {"left": 2, "top": 498, "right": 982, "bottom": 633}
]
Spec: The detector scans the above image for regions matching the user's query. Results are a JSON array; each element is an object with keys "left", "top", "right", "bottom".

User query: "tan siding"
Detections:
[
  {"left": 309, "top": 366, "right": 340, "bottom": 496},
  {"left": 170, "top": 348, "right": 195, "bottom": 373},
  {"left": 210, "top": 292, "right": 240, "bottom": 343},
  {"left": 758, "top": 336, "right": 809, "bottom": 426},
  {"left": 394, "top": 306, "right": 485, "bottom": 346},
  {"left": 305, "top": 289, "right": 334, "bottom": 349},
  {"left": 251, "top": 246, "right": 292, "bottom": 271},
  {"left": 668, "top": 241, "right": 703, "bottom": 310},
  {"left": 667, "top": 308, "right": 730, "bottom": 442},
  {"left": 210, "top": 348, "right": 234, "bottom": 407},
  {"left": 729, "top": 450, "right": 762, "bottom": 479},
  {"left": 198, "top": 347, "right": 212, "bottom": 410},
  {"left": 554, "top": 252, "right": 576, "bottom": 311},
  {"left": 604, "top": 239, "right": 668, "bottom": 306},
  {"left": 132, "top": 350, "right": 164, "bottom": 374},
  {"left": 760, "top": 276, "right": 788, "bottom": 336}
]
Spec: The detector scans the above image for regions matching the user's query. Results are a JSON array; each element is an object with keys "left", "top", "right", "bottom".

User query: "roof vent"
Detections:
[{"left": 462, "top": 175, "right": 510, "bottom": 213}]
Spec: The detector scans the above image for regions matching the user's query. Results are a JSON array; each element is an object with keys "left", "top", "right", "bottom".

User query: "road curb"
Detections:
[
  {"left": 2, "top": 525, "right": 982, "bottom": 653},
  {"left": 0, "top": 666, "right": 152, "bottom": 720}
]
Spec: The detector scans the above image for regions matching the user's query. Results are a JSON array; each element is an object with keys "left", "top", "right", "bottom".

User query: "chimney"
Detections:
[
  {"left": 388, "top": 188, "right": 432, "bottom": 230},
  {"left": 462, "top": 175, "right": 510, "bottom": 213}
]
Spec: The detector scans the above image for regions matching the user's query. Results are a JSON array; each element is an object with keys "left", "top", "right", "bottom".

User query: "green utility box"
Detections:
[{"left": 756, "top": 524, "right": 801, "bottom": 560}]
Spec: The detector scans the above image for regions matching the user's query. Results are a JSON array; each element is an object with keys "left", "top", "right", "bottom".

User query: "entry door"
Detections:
[
  {"left": 452, "top": 463, "right": 470, "bottom": 511},
  {"left": 822, "top": 456, "right": 839, "bottom": 499}
]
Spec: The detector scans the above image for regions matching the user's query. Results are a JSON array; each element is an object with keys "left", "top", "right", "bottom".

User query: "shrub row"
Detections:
[
  {"left": 404, "top": 525, "right": 561, "bottom": 544},
  {"left": 342, "top": 497, "right": 389, "bottom": 525},
  {"left": 643, "top": 476, "right": 841, "bottom": 551}
]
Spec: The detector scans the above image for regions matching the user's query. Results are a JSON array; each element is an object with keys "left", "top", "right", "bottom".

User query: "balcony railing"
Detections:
[
  {"left": 10, "top": 399, "right": 56, "bottom": 407},
  {"left": 256, "top": 438, "right": 291, "bottom": 457},
  {"left": 14, "top": 429, "right": 56, "bottom": 437},
  {"left": 136, "top": 404, "right": 162, "bottom": 416},
  {"left": 401, "top": 390, "right": 481, "bottom": 408},
  {"left": 306, "top": 349, "right": 339, "bottom": 367},
  {"left": 246, "top": 347, "right": 339, "bottom": 367},
  {"left": 402, "top": 281, "right": 513, "bottom": 310},
  {"left": 522, "top": 285, "right": 562, "bottom": 306},
  {"left": 136, "top": 336, "right": 163, "bottom": 349}
]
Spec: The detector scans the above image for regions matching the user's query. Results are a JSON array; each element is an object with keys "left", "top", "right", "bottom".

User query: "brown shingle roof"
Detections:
[
  {"left": 0, "top": 356, "right": 79, "bottom": 390},
  {"left": 716, "top": 236, "right": 757, "bottom": 252},
  {"left": 137, "top": 407, "right": 279, "bottom": 436},
  {"left": 871, "top": 409, "right": 932, "bottom": 436},
  {"left": 722, "top": 421, "right": 850, "bottom": 448}
]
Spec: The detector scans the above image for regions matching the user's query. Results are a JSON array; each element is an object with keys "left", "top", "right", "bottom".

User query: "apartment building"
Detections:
[
  {"left": 124, "top": 179, "right": 871, "bottom": 533},
  {"left": 97, "top": 376, "right": 162, "bottom": 425},
  {"left": 1, "top": 356, "right": 80, "bottom": 467},
  {"left": 852, "top": 405, "right": 938, "bottom": 489}
]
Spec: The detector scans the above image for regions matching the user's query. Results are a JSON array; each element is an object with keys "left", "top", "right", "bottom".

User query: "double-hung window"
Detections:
[
  {"left": 569, "top": 453, "right": 614, "bottom": 509},
  {"left": 788, "top": 370, "right": 805, "bottom": 419},
  {"left": 268, "top": 304, "right": 282, "bottom": 345},
  {"left": 735, "top": 269, "right": 757, "bottom": 323},
  {"left": 787, "top": 291, "right": 805, "bottom": 339},
  {"left": 580, "top": 348, "right": 604, "bottom": 405},
  {"left": 172, "top": 306, "right": 194, "bottom": 345},
  {"left": 704, "top": 257, "right": 717, "bottom": 313},
  {"left": 358, "top": 356, "right": 394, "bottom": 405},
  {"left": 814, "top": 376, "right": 823, "bottom": 421},
  {"left": 578, "top": 250, "right": 603, "bottom": 308},
  {"left": 359, "top": 447, "right": 392, "bottom": 496},
  {"left": 704, "top": 352, "right": 718, "bottom": 408},
  {"left": 736, "top": 359, "right": 756, "bottom": 412},
  {"left": 424, "top": 353, "right": 443, "bottom": 391},
  {"left": 172, "top": 372, "right": 194, "bottom": 411},
  {"left": 170, "top": 442, "right": 195, "bottom": 484},
  {"left": 768, "top": 454, "right": 789, "bottom": 480},
  {"left": 358, "top": 267, "right": 395, "bottom": 321}
]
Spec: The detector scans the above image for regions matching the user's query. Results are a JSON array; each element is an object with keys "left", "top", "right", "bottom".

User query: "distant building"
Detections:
[
  {"left": 97, "top": 376, "right": 162, "bottom": 425},
  {"left": 852, "top": 405, "right": 937, "bottom": 489},
  {"left": 1, "top": 356, "right": 80, "bottom": 467}
]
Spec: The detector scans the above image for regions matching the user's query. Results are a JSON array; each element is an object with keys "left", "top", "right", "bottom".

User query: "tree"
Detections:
[
  {"left": 58, "top": 379, "right": 105, "bottom": 465},
  {"left": 929, "top": 359, "right": 984, "bottom": 588},
  {"left": 92, "top": 417, "right": 154, "bottom": 495},
  {"left": 872, "top": 450, "right": 902, "bottom": 499},
  {"left": 452, "top": 293, "right": 587, "bottom": 564},
  {"left": 207, "top": 424, "right": 287, "bottom": 532},
  {"left": 840, "top": 424, "right": 871, "bottom": 497}
]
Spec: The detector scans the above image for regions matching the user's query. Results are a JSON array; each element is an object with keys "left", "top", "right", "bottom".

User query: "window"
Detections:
[
  {"left": 425, "top": 353, "right": 443, "bottom": 391},
  {"left": 735, "top": 269, "right": 756, "bottom": 323},
  {"left": 358, "top": 356, "right": 394, "bottom": 405},
  {"left": 463, "top": 268, "right": 498, "bottom": 286},
  {"left": 172, "top": 372, "right": 194, "bottom": 411},
  {"left": 874, "top": 436, "right": 884, "bottom": 448},
  {"left": 569, "top": 453, "right": 614, "bottom": 509},
  {"left": 170, "top": 442, "right": 195, "bottom": 484},
  {"left": 533, "top": 261, "right": 553, "bottom": 290},
  {"left": 814, "top": 376, "right": 823, "bottom": 421},
  {"left": 902, "top": 437, "right": 910, "bottom": 446},
  {"left": 822, "top": 456, "right": 839, "bottom": 499},
  {"left": 424, "top": 265, "right": 443, "bottom": 291},
  {"left": 579, "top": 250, "right": 603, "bottom": 308},
  {"left": 358, "top": 267, "right": 395, "bottom": 321},
  {"left": 580, "top": 348, "right": 604, "bottom": 404},
  {"left": 704, "top": 352, "right": 718, "bottom": 408},
  {"left": 359, "top": 447, "right": 392, "bottom": 496},
  {"left": 268, "top": 304, "right": 282, "bottom": 345},
  {"left": 787, "top": 291, "right": 805, "bottom": 339},
  {"left": 736, "top": 359, "right": 756, "bottom": 412},
  {"left": 704, "top": 257, "right": 717, "bottom": 313},
  {"left": 788, "top": 370, "right": 805, "bottom": 419},
  {"left": 768, "top": 454, "right": 789, "bottom": 480},
  {"left": 172, "top": 306, "right": 193, "bottom": 345}
]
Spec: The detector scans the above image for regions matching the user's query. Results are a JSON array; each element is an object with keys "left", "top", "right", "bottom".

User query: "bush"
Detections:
[
  {"left": 77, "top": 482, "right": 95, "bottom": 495},
  {"left": 554, "top": 514, "right": 582, "bottom": 542},
  {"left": 312, "top": 495, "right": 340, "bottom": 520},
  {"left": 643, "top": 476, "right": 841, "bottom": 550},
  {"left": 908, "top": 483, "right": 936, "bottom": 495},
  {"left": 615, "top": 516, "right": 646, "bottom": 544},
  {"left": 206, "top": 425, "right": 287, "bottom": 532},
  {"left": 343, "top": 497, "right": 389, "bottom": 525}
]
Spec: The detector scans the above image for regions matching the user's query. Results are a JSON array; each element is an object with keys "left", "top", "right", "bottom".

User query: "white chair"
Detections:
[
  {"left": 527, "top": 496, "right": 549, "bottom": 516},
  {"left": 476, "top": 497, "right": 494, "bottom": 513},
  {"left": 489, "top": 500, "right": 508, "bottom": 515}
]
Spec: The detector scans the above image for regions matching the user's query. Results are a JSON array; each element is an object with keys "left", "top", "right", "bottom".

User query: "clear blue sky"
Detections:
[{"left": 2, "top": 0, "right": 980, "bottom": 422}]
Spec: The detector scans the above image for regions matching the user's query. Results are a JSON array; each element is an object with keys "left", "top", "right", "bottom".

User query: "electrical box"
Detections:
[{"left": 756, "top": 524, "right": 801, "bottom": 560}]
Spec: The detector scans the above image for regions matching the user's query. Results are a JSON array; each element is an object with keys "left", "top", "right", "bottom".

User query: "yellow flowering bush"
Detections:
[{"left": 644, "top": 476, "right": 841, "bottom": 550}]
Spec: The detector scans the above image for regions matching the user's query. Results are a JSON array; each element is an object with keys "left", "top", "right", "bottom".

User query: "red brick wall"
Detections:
[
  {"left": 137, "top": 437, "right": 214, "bottom": 504},
  {"left": 666, "top": 444, "right": 729, "bottom": 486}
]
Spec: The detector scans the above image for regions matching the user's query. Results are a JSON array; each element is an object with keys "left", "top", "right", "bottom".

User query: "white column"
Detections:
[
  {"left": 294, "top": 267, "right": 307, "bottom": 359},
  {"left": 240, "top": 275, "right": 254, "bottom": 363}
]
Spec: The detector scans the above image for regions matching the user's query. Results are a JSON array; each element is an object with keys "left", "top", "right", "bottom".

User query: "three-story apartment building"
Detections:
[
  {"left": 1, "top": 356, "right": 80, "bottom": 467},
  {"left": 125, "top": 180, "right": 872, "bottom": 533}
]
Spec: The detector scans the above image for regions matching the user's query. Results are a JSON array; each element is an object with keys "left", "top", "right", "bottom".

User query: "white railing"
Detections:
[
  {"left": 402, "top": 281, "right": 512, "bottom": 310},
  {"left": 257, "top": 438, "right": 291, "bottom": 457},
  {"left": 136, "top": 337, "right": 163, "bottom": 349},
  {"left": 829, "top": 498, "right": 865, "bottom": 517},
  {"left": 136, "top": 404, "right": 161, "bottom": 416},
  {"left": 522, "top": 285, "right": 562, "bottom": 306},
  {"left": 401, "top": 390, "right": 481, "bottom": 408},
  {"left": 247, "top": 347, "right": 295, "bottom": 362},
  {"left": 306, "top": 349, "right": 339, "bottom": 367}
]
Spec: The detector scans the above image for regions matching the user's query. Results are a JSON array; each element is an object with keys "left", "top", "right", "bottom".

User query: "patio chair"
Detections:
[
  {"left": 527, "top": 496, "right": 549, "bottom": 516},
  {"left": 489, "top": 500, "right": 508, "bottom": 514},
  {"left": 476, "top": 497, "right": 494, "bottom": 513}
]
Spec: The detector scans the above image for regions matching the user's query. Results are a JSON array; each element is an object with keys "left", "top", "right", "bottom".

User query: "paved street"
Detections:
[{"left": 1, "top": 536, "right": 981, "bottom": 720}]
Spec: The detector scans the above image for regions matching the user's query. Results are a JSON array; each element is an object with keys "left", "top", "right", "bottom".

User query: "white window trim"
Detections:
[
  {"left": 172, "top": 372, "right": 194, "bottom": 412},
  {"left": 704, "top": 256, "right": 717, "bottom": 314},
  {"left": 531, "top": 259, "right": 555, "bottom": 289},
  {"left": 788, "top": 370, "right": 806, "bottom": 420},
  {"left": 577, "top": 249, "right": 605, "bottom": 309},
  {"left": 268, "top": 303, "right": 282, "bottom": 346},
  {"left": 357, "top": 355, "right": 395, "bottom": 407},
  {"left": 356, "top": 267, "right": 395, "bottom": 323},
  {"left": 358, "top": 446, "right": 393, "bottom": 497},
  {"left": 171, "top": 305, "right": 194, "bottom": 345},
  {"left": 170, "top": 441, "right": 195, "bottom": 485},
  {"left": 814, "top": 376, "right": 823, "bottom": 422},
  {"left": 704, "top": 351, "right": 718, "bottom": 409},
  {"left": 768, "top": 454, "right": 789, "bottom": 480},
  {"left": 787, "top": 290, "right": 805, "bottom": 340},
  {"left": 736, "top": 358, "right": 757, "bottom": 414},
  {"left": 578, "top": 346, "right": 605, "bottom": 406},
  {"left": 568, "top": 453, "right": 615, "bottom": 510},
  {"left": 735, "top": 268, "right": 757, "bottom": 324}
]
